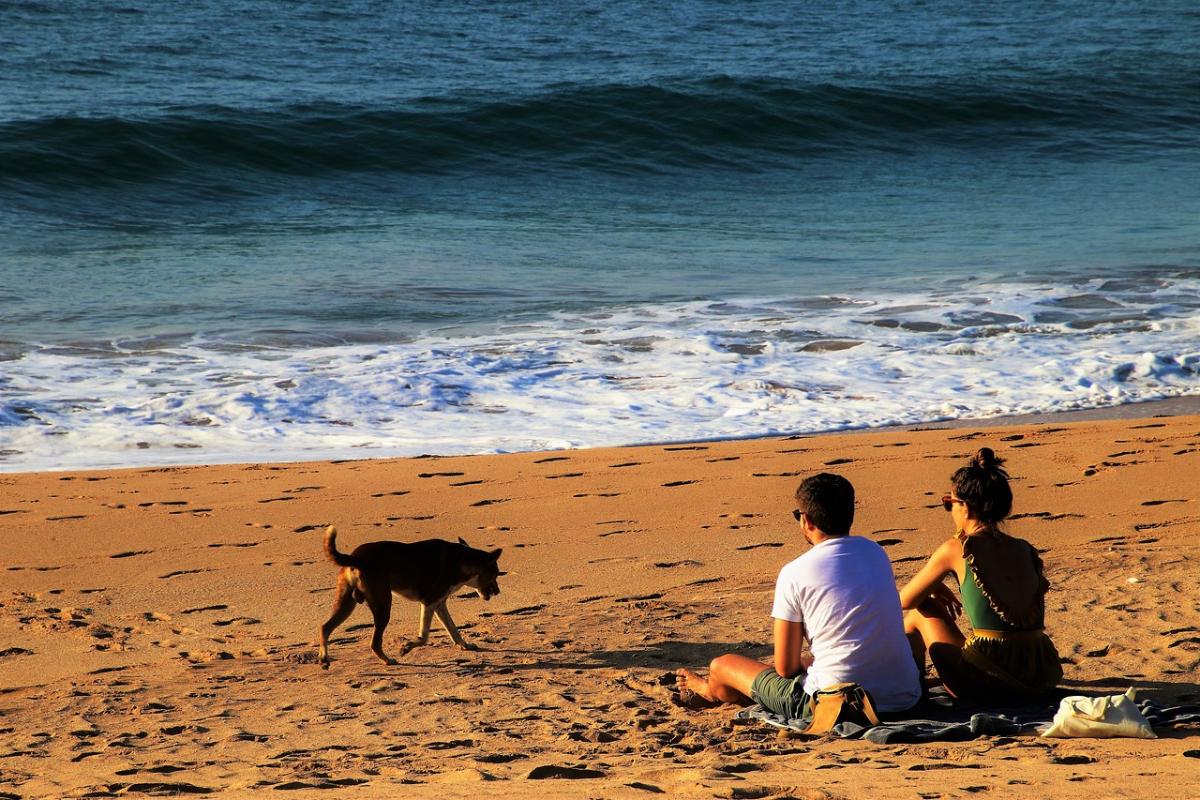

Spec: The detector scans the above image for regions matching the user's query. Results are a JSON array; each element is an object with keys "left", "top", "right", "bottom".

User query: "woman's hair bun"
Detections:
[{"left": 972, "top": 447, "right": 1004, "bottom": 470}]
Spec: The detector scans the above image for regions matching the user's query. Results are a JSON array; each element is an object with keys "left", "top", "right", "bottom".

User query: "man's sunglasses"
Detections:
[{"left": 792, "top": 508, "right": 805, "bottom": 522}]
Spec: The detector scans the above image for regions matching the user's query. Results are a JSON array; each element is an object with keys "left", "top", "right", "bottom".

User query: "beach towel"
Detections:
[{"left": 735, "top": 687, "right": 1200, "bottom": 743}]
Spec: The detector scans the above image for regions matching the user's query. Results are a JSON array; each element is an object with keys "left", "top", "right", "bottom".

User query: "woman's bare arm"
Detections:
[{"left": 899, "top": 537, "right": 963, "bottom": 611}]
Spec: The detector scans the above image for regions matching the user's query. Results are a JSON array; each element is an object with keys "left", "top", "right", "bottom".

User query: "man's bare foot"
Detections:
[{"left": 673, "top": 668, "right": 721, "bottom": 708}]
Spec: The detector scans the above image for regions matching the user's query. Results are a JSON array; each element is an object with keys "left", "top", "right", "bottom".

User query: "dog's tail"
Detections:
[{"left": 323, "top": 526, "right": 361, "bottom": 568}]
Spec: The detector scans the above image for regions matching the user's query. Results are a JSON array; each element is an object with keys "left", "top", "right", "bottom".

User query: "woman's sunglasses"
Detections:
[{"left": 941, "top": 495, "right": 964, "bottom": 512}]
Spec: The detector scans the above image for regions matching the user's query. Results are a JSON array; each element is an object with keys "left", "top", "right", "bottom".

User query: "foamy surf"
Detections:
[{"left": 2, "top": 274, "right": 1198, "bottom": 472}]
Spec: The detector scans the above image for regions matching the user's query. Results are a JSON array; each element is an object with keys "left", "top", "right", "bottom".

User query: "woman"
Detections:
[{"left": 900, "top": 448, "right": 1062, "bottom": 699}]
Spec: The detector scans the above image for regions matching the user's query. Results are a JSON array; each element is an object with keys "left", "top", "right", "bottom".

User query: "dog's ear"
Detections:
[
  {"left": 458, "top": 536, "right": 469, "bottom": 547},
  {"left": 489, "top": 547, "right": 502, "bottom": 561}
]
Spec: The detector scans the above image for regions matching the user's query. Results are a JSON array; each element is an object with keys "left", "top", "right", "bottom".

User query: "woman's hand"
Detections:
[{"left": 924, "top": 580, "right": 962, "bottom": 619}]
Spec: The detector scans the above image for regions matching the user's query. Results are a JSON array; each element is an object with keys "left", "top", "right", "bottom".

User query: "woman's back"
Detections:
[{"left": 958, "top": 530, "right": 1048, "bottom": 632}]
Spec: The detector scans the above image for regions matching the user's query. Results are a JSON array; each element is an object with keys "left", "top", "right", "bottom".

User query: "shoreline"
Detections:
[{"left": 4, "top": 394, "right": 1200, "bottom": 477}]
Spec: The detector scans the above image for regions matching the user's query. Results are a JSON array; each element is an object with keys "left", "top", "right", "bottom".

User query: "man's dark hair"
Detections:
[{"left": 794, "top": 472, "right": 855, "bottom": 536}]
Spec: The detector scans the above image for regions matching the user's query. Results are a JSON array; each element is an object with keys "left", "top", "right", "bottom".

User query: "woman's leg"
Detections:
[
  {"left": 906, "top": 599, "right": 983, "bottom": 696},
  {"left": 905, "top": 599, "right": 966, "bottom": 673},
  {"left": 675, "top": 654, "right": 774, "bottom": 705}
]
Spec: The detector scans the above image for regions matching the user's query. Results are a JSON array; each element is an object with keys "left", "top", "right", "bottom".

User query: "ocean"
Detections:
[{"left": 2, "top": 0, "right": 1198, "bottom": 472}]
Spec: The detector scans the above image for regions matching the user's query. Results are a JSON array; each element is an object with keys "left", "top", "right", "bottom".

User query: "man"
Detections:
[{"left": 675, "top": 472, "right": 921, "bottom": 720}]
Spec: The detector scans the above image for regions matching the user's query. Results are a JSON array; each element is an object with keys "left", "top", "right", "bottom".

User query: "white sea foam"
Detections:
[{"left": 2, "top": 275, "right": 1199, "bottom": 472}]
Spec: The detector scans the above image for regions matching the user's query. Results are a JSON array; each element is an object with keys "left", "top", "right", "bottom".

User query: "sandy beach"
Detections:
[{"left": 2, "top": 412, "right": 1198, "bottom": 799}]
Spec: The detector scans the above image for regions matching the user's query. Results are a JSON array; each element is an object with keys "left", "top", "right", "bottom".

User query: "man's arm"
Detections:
[{"left": 773, "top": 617, "right": 808, "bottom": 678}]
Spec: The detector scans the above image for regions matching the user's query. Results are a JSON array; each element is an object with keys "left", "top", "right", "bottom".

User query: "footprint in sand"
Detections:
[
  {"left": 0, "top": 509, "right": 29, "bottom": 516},
  {"left": 876, "top": 539, "right": 904, "bottom": 547},
  {"left": 418, "top": 471, "right": 466, "bottom": 478},
  {"left": 609, "top": 461, "right": 642, "bottom": 468},
  {"left": 470, "top": 498, "right": 509, "bottom": 507},
  {"left": 256, "top": 496, "right": 295, "bottom": 504},
  {"left": 706, "top": 456, "right": 740, "bottom": 462},
  {"left": 158, "top": 569, "right": 211, "bottom": 580},
  {"left": 182, "top": 604, "right": 228, "bottom": 614},
  {"left": 546, "top": 473, "right": 584, "bottom": 479},
  {"left": 751, "top": 471, "right": 804, "bottom": 477},
  {"left": 534, "top": 456, "right": 570, "bottom": 463},
  {"left": 615, "top": 592, "right": 662, "bottom": 603},
  {"left": 292, "top": 523, "right": 328, "bottom": 533},
  {"left": 111, "top": 550, "right": 152, "bottom": 559},
  {"left": 1141, "top": 499, "right": 1187, "bottom": 506},
  {"left": 371, "top": 489, "right": 413, "bottom": 496},
  {"left": 662, "top": 480, "right": 698, "bottom": 487},
  {"left": 208, "top": 541, "right": 259, "bottom": 548},
  {"left": 46, "top": 514, "right": 87, "bottom": 521},
  {"left": 137, "top": 500, "right": 189, "bottom": 508},
  {"left": 599, "top": 528, "right": 646, "bottom": 537},
  {"left": 736, "top": 542, "right": 784, "bottom": 551},
  {"left": 653, "top": 560, "right": 702, "bottom": 569},
  {"left": 663, "top": 445, "right": 707, "bottom": 451}
]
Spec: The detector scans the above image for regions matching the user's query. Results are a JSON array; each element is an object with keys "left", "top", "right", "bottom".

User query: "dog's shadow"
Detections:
[{"left": 421, "top": 640, "right": 767, "bottom": 673}]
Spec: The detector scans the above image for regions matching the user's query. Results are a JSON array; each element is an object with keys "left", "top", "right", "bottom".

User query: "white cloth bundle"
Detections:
[{"left": 1042, "top": 688, "right": 1156, "bottom": 739}]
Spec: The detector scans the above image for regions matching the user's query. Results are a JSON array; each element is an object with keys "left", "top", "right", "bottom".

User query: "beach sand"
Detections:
[{"left": 2, "top": 413, "right": 1198, "bottom": 798}]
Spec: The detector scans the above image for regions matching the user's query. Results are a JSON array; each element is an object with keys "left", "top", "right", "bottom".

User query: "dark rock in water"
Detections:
[
  {"left": 1046, "top": 294, "right": 1123, "bottom": 309},
  {"left": 801, "top": 339, "right": 862, "bottom": 352}
]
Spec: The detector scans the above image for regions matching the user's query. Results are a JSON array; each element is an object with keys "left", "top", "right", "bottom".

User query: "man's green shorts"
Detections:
[{"left": 750, "top": 668, "right": 813, "bottom": 722}]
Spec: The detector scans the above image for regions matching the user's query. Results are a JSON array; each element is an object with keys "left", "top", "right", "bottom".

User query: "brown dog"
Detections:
[{"left": 318, "top": 526, "right": 503, "bottom": 668}]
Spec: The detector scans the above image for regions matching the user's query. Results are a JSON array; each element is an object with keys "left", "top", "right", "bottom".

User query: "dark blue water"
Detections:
[{"left": 2, "top": 1, "right": 1199, "bottom": 470}]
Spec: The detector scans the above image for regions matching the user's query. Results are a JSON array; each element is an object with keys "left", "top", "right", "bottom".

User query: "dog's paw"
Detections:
[
  {"left": 321, "top": 660, "right": 330, "bottom": 670},
  {"left": 459, "top": 642, "right": 481, "bottom": 652}
]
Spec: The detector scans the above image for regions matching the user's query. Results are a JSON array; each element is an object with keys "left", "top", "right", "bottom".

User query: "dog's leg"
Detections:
[
  {"left": 364, "top": 587, "right": 396, "bottom": 666},
  {"left": 318, "top": 573, "right": 357, "bottom": 669},
  {"left": 433, "top": 602, "right": 479, "bottom": 651},
  {"left": 398, "top": 603, "right": 435, "bottom": 657}
]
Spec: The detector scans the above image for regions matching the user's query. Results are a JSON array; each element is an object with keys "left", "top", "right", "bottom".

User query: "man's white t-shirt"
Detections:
[{"left": 770, "top": 535, "right": 922, "bottom": 712}]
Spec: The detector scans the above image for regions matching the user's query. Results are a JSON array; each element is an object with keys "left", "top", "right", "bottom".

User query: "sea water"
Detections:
[{"left": 2, "top": 0, "right": 1198, "bottom": 471}]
